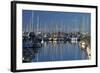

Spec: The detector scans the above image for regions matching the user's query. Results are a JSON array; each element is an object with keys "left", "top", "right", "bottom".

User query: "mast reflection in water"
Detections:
[{"left": 23, "top": 41, "right": 88, "bottom": 63}]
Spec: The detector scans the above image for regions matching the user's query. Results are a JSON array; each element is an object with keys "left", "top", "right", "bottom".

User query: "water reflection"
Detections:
[{"left": 23, "top": 41, "right": 88, "bottom": 63}]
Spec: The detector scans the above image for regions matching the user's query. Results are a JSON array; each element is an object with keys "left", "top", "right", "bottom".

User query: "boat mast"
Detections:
[
  {"left": 29, "top": 17, "right": 32, "bottom": 32},
  {"left": 32, "top": 11, "right": 34, "bottom": 32},
  {"left": 37, "top": 16, "right": 39, "bottom": 34}
]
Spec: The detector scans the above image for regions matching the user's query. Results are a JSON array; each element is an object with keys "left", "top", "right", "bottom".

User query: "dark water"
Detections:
[{"left": 23, "top": 41, "right": 88, "bottom": 63}]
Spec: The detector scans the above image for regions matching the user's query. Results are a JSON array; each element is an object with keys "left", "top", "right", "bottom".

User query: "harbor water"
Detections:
[{"left": 23, "top": 41, "right": 88, "bottom": 63}]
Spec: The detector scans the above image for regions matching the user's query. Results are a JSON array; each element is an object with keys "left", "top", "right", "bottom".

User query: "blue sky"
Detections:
[{"left": 22, "top": 10, "right": 91, "bottom": 33}]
